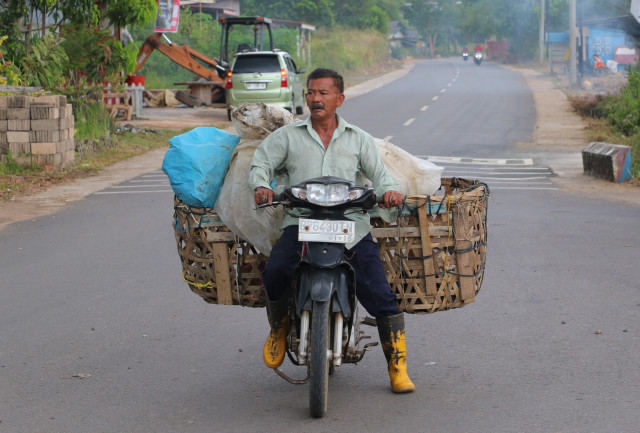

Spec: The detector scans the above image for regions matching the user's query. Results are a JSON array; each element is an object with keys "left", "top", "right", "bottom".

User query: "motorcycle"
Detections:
[
  {"left": 474, "top": 51, "right": 483, "bottom": 65},
  {"left": 258, "top": 176, "right": 384, "bottom": 418},
  {"left": 593, "top": 55, "right": 608, "bottom": 76},
  {"left": 463, "top": 52, "right": 469, "bottom": 61}
]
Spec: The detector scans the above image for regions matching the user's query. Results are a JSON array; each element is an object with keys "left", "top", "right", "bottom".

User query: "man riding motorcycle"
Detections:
[{"left": 248, "top": 67, "right": 415, "bottom": 394}]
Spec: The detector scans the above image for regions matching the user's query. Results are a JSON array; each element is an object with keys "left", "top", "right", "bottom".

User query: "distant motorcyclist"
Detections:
[{"left": 593, "top": 54, "right": 606, "bottom": 72}]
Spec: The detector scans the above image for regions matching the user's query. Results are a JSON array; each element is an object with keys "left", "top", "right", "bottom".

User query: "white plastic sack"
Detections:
[
  {"left": 374, "top": 138, "right": 443, "bottom": 196},
  {"left": 231, "top": 102, "right": 294, "bottom": 140},
  {"left": 214, "top": 103, "right": 295, "bottom": 255}
]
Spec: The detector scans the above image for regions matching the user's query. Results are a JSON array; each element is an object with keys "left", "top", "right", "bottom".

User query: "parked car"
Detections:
[{"left": 225, "top": 50, "right": 306, "bottom": 120}]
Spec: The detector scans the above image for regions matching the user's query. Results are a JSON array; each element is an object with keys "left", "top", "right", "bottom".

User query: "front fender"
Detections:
[{"left": 295, "top": 265, "right": 354, "bottom": 317}]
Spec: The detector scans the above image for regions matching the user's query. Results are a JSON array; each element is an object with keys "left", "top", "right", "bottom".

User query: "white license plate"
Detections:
[
  {"left": 245, "top": 82, "right": 266, "bottom": 90},
  {"left": 298, "top": 219, "right": 355, "bottom": 244}
]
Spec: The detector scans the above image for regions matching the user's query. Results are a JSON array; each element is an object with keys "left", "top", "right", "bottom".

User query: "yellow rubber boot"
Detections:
[
  {"left": 377, "top": 313, "right": 416, "bottom": 393},
  {"left": 263, "top": 298, "right": 289, "bottom": 369}
]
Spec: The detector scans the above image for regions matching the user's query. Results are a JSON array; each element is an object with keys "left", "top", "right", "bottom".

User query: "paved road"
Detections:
[{"left": 1, "top": 59, "right": 639, "bottom": 432}]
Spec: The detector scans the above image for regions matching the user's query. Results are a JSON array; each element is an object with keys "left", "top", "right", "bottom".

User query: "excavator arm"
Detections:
[{"left": 134, "top": 33, "right": 226, "bottom": 83}]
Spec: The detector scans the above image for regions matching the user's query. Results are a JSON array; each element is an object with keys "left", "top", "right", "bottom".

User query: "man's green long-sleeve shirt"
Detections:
[{"left": 248, "top": 114, "right": 399, "bottom": 249}]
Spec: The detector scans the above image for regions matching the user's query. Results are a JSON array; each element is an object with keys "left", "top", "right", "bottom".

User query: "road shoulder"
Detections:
[{"left": 512, "top": 66, "right": 640, "bottom": 207}]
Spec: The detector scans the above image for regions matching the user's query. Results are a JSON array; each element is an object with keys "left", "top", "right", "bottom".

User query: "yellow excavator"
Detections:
[{"left": 134, "top": 16, "right": 274, "bottom": 104}]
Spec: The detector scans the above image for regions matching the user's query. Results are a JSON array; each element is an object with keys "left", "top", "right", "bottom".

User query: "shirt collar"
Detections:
[{"left": 297, "top": 113, "right": 352, "bottom": 134}]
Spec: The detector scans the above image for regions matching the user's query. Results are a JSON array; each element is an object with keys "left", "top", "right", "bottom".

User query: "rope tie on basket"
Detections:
[
  {"left": 181, "top": 271, "right": 213, "bottom": 289},
  {"left": 441, "top": 194, "right": 454, "bottom": 308},
  {"left": 234, "top": 233, "right": 242, "bottom": 305}
]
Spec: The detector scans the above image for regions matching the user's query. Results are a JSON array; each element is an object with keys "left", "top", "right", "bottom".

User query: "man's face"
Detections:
[{"left": 305, "top": 77, "right": 345, "bottom": 121}]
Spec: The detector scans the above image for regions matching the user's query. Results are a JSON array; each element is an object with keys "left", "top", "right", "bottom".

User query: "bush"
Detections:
[
  {"left": 602, "top": 64, "right": 640, "bottom": 136},
  {"left": 310, "top": 28, "right": 389, "bottom": 74}
]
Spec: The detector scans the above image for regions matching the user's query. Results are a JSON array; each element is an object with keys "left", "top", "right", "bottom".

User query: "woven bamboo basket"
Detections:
[
  {"left": 371, "top": 178, "right": 489, "bottom": 313},
  {"left": 173, "top": 197, "right": 268, "bottom": 307},
  {"left": 171, "top": 178, "right": 489, "bottom": 313}
]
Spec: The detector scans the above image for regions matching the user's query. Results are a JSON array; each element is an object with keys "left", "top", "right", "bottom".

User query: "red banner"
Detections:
[{"left": 154, "top": 0, "right": 180, "bottom": 33}]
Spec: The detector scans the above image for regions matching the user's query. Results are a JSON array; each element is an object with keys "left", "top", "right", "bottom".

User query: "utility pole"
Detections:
[
  {"left": 569, "top": 0, "right": 577, "bottom": 85},
  {"left": 539, "top": 0, "right": 546, "bottom": 62}
]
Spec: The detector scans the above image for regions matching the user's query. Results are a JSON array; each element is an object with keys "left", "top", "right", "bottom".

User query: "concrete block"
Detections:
[
  {"left": 35, "top": 152, "right": 62, "bottom": 166},
  {"left": 7, "top": 119, "right": 30, "bottom": 131},
  {"left": 0, "top": 98, "right": 7, "bottom": 108},
  {"left": 0, "top": 108, "right": 6, "bottom": 119},
  {"left": 582, "top": 142, "right": 633, "bottom": 183},
  {"left": 0, "top": 120, "right": 6, "bottom": 132},
  {"left": 7, "top": 95, "right": 33, "bottom": 108},
  {"left": 62, "top": 149, "right": 75, "bottom": 166},
  {"left": 29, "top": 95, "right": 61, "bottom": 107},
  {"left": 7, "top": 131, "right": 30, "bottom": 143},
  {"left": 0, "top": 131, "right": 6, "bottom": 144},
  {"left": 30, "top": 118, "right": 59, "bottom": 131},
  {"left": 55, "top": 141, "right": 73, "bottom": 153},
  {"left": 31, "top": 130, "right": 60, "bottom": 143},
  {"left": 7, "top": 108, "right": 30, "bottom": 120},
  {"left": 30, "top": 106, "right": 60, "bottom": 120},
  {"left": 14, "top": 154, "right": 32, "bottom": 165},
  {"left": 9, "top": 142, "right": 30, "bottom": 155},
  {"left": 30, "top": 142, "right": 56, "bottom": 155}
]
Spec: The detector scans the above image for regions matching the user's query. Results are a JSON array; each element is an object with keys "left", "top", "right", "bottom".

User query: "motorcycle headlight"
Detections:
[{"left": 291, "top": 182, "right": 361, "bottom": 206}]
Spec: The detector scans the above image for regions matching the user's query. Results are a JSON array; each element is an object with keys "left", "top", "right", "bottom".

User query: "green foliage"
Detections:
[
  {"left": 59, "top": 26, "right": 127, "bottom": 84},
  {"left": 310, "top": 27, "right": 389, "bottom": 74},
  {"left": 0, "top": 36, "right": 23, "bottom": 86},
  {"left": 55, "top": 0, "right": 157, "bottom": 28},
  {"left": 241, "top": 0, "right": 335, "bottom": 27},
  {"left": 601, "top": 64, "right": 640, "bottom": 136},
  {"left": 0, "top": 0, "right": 158, "bottom": 87},
  {"left": 73, "top": 101, "right": 114, "bottom": 141},
  {"left": 0, "top": 150, "right": 26, "bottom": 176},
  {"left": 17, "top": 34, "right": 68, "bottom": 90}
]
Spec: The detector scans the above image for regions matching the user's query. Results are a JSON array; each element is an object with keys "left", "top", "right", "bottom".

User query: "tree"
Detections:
[
  {"left": 0, "top": 0, "right": 157, "bottom": 88},
  {"left": 240, "top": 0, "right": 335, "bottom": 28},
  {"left": 406, "top": 0, "right": 449, "bottom": 57},
  {"left": 580, "top": 0, "right": 632, "bottom": 19}
]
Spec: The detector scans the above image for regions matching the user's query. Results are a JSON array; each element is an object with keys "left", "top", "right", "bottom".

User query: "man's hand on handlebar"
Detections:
[
  {"left": 380, "top": 190, "right": 404, "bottom": 209},
  {"left": 254, "top": 187, "right": 275, "bottom": 206}
]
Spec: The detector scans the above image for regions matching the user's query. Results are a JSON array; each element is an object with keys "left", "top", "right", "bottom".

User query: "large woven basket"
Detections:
[
  {"left": 171, "top": 177, "right": 489, "bottom": 314},
  {"left": 173, "top": 197, "right": 268, "bottom": 307}
]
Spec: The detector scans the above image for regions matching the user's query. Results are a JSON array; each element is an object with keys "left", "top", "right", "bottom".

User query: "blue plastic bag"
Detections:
[{"left": 162, "top": 127, "right": 240, "bottom": 208}]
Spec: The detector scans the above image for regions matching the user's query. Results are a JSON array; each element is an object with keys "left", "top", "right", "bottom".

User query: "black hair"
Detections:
[{"left": 306, "top": 68, "right": 344, "bottom": 94}]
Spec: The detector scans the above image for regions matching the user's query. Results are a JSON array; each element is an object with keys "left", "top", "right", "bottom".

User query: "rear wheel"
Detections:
[
  {"left": 309, "top": 300, "right": 330, "bottom": 418},
  {"left": 175, "top": 90, "right": 201, "bottom": 107}
]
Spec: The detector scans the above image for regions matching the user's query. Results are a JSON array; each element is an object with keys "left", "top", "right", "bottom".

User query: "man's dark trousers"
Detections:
[{"left": 262, "top": 225, "right": 399, "bottom": 317}]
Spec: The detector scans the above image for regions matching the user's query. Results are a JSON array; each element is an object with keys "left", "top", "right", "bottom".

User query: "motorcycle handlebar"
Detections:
[{"left": 255, "top": 193, "right": 401, "bottom": 209}]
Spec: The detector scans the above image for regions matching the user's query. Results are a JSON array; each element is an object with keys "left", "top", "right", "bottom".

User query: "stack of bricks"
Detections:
[{"left": 0, "top": 94, "right": 75, "bottom": 169}]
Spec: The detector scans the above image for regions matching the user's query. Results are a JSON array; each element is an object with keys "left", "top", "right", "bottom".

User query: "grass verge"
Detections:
[
  {"left": 0, "top": 128, "right": 190, "bottom": 201},
  {"left": 568, "top": 93, "right": 640, "bottom": 180}
]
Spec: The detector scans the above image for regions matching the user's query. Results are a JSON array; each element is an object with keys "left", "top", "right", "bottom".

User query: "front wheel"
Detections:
[{"left": 309, "top": 300, "right": 330, "bottom": 418}]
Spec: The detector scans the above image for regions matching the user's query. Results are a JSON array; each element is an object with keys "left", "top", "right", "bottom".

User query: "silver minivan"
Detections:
[{"left": 225, "top": 50, "right": 306, "bottom": 120}]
